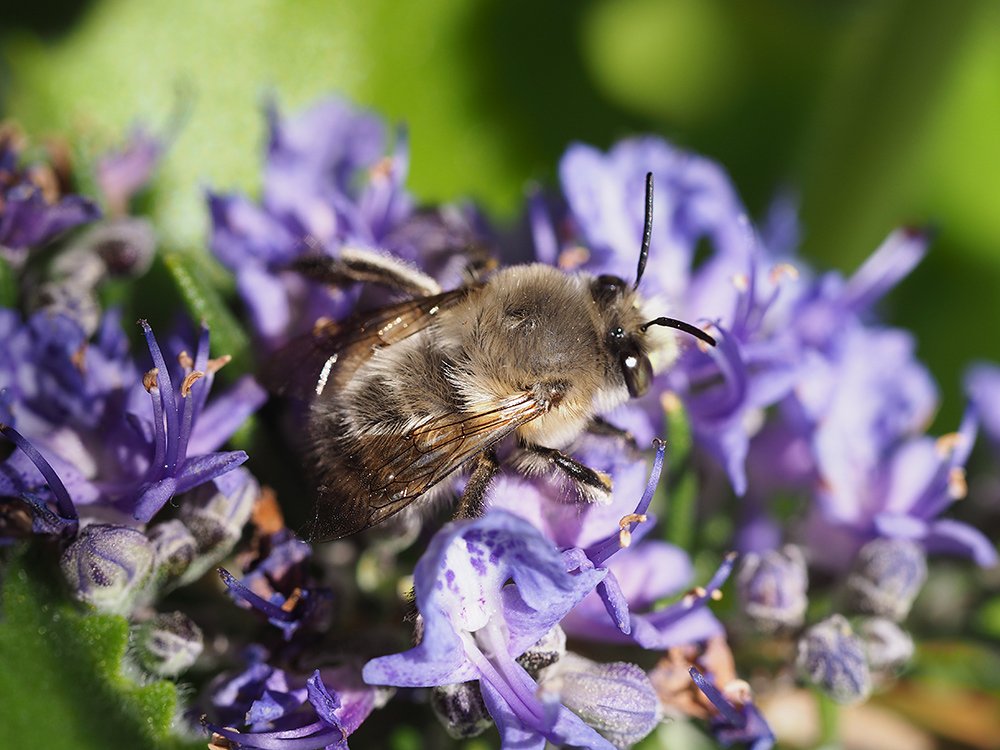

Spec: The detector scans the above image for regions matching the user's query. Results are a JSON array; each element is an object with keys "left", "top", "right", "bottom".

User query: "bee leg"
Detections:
[
  {"left": 290, "top": 247, "right": 442, "bottom": 297},
  {"left": 453, "top": 449, "right": 501, "bottom": 519},
  {"left": 587, "top": 416, "right": 639, "bottom": 451},
  {"left": 524, "top": 445, "right": 613, "bottom": 496}
]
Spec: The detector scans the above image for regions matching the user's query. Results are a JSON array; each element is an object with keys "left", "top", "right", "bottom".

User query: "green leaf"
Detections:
[
  {"left": 974, "top": 596, "right": 1000, "bottom": 640},
  {"left": 0, "top": 548, "right": 195, "bottom": 750},
  {"left": 0, "top": 255, "right": 16, "bottom": 308},
  {"left": 664, "top": 399, "right": 697, "bottom": 551},
  {"left": 162, "top": 250, "right": 250, "bottom": 373}
]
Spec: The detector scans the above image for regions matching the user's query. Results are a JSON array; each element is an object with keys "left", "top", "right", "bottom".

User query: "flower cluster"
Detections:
[{"left": 2, "top": 96, "right": 997, "bottom": 750}]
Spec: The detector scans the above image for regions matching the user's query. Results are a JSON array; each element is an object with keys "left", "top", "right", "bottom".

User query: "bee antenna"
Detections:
[
  {"left": 640, "top": 316, "right": 717, "bottom": 347},
  {"left": 634, "top": 172, "right": 654, "bottom": 290}
]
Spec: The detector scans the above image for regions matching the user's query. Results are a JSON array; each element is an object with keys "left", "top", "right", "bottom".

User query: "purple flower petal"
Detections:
[{"left": 0, "top": 186, "right": 101, "bottom": 251}]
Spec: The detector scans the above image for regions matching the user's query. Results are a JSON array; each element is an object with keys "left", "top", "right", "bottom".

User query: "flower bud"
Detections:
[
  {"left": 858, "top": 617, "right": 914, "bottom": 673},
  {"left": 88, "top": 218, "right": 156, "bottom": 278},
  {"left": 796, "top": 614, "right": 871, "bottom": 704},
  {"left": 540, "top": 652, "right": 661, "bottom": 749},
  {"left": 846, "top": 538, "right": 927, "bottom": 622},
  {"left": 147, "top": 519, "right": 197, "bottom": 583},
  {"left": 60, "top": 524, "right": 154, "bottom": 615},
  {"left": 517, "top": 624, "right": 566, "bottom": 676},
  {"left": 430, "top": 681, "right": 493, "bottom": 739},
  {"left": 736, "top": 545, "right": 808, "bottom": 632},
  {"left": 177, "top": 469, "right": 257, "bottom": 584},
  {"left": 133, "top": 611, "right": 204, "bottom": 677}
]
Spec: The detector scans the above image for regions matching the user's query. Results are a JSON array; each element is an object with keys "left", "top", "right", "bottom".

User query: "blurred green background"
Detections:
[{"left": 2, "top": 0, "right": 999, "bottom": 420}]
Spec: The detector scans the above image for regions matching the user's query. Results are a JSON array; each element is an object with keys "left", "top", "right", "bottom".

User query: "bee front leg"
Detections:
[
  {"left": 290, "top": 247, "right": 442, "bottom": 297},
  {"left": 587, "top": 416, "right": 639, "bottom": 451},
  {"left": 453, "top": 449, "right": 501, "bottom": 520},
  {"left": 521, "top": 444, "right": 613, "bottom": 498}
]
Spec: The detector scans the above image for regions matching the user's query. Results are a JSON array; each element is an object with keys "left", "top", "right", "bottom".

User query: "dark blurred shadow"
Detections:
[
  {"left": 892, "top": 244, "right": 1000, "bottom": 431},
  {"left": 0, "top": 0, "right": 94, "bottom": 40},
  {"left": 462, "top": 0, "right": 650, "bottom": 186},
  {"left": 0, "top": 0, "right": 96, "bottom": 116}
]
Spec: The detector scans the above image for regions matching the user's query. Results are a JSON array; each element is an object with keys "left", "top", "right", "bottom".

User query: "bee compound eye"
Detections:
[
  {"left": 593, "top": 275, "right": 628, "bottom": 304},
  {"left": 622, "top": 352, "right": 653, "bottom": 398}
]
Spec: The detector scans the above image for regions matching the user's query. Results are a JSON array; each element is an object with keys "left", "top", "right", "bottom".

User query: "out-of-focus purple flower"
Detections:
[
  {"left": 965, "top": 362, "right": 1000, "bottom": 446},
  {"left": 689, "top": 667, "right": 775, "bottom": 750},
  {"left": 206, "top": 652, "right": 381, "bottom": 750},
  {"left": 796, "top": 614, "right": 871, "bottom": 704},
  {"left": 736, "top": 545, "right": 809, "bottom": 633},
  {"left": 95, "top": 126, "right": 163, "bottom": 217},
  {"left": 217, "top": 531, "right": 324, "bottom": 642},
  {"left": 207, "top": 98, "right": 434, "bottom": 347},
  {"left": 846, "top": 538, "right": 927, "bottom": 621},
  {"left": 59, "top": 523, "right": 154, "bottom": 614},
  {"left": 546, "top": 139, "right": 749, "bottom": 300},
  {"left": 206, "top": 670, "right": 349, "bottom": 750},
  {"left": 0, "top": 312, "right": 264, "bottom": 532},
  {"left": 219, "top": 565, "right": 308, "bottom": 642},
  {"left": 363, "top": 510, "right": 614, "bottom": 750},
  {"left": 801, "top": 326, "right": 936, "bottom": 459},
  {"left": 0, "top": 127, "right": 100, "bottom": 262},
  {"left": 786, "top": 228, "right": 929, "bottom": 355},
  {"left": 809, "top": 404, "right": 996, "bottom": 568},
  {"left": 263, "top": 98, "right": 412, "bottom": 249}
]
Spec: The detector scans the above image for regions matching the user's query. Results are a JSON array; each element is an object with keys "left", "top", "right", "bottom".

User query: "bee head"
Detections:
[{"left": 588, "top": 172, "right": 716, "bottom": 399}]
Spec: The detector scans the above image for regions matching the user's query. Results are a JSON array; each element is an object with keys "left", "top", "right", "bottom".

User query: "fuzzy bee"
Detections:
[{"left": 270, "top": 174, "right": 715, "bottom": 540}]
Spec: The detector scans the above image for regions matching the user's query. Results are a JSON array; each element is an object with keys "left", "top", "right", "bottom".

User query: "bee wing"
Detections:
[
  {"left": 259, "top": 286, "right": 478, "bottom": 399},
  {"left": 305, "top": 391, "right": 547, "bottom": 540}
]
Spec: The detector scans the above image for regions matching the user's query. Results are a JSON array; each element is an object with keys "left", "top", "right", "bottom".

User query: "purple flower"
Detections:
[
  {"left": 489, "top": 439, "right": 730, "bottom": 650},
  {"left": 363, "top": 510, "right": 614, "bottom": 749},
  {"left": 263, "top": 98, "right": 412, "bottom": 249},
  {"left": 547, "top": 138, "right": 750, "bottom": 300},
  {"left": 809, "top": 403, "right": 996, "bottom": 568},
  {"left": 206, "top": 646, "right": 381, "bottom": 749},
  {"left": 0, "top": 127, "right": 100, "bottom": 262},
  {"left": 0, "top": 312, "right": 264, "bottom": 531},
  {"left": 207, "top": 98, "right": 426, "bottom": 346},
  {"left": 689, "top": 668, "right": 775, "bottom": 750},
  {"left": 785, "top": 228, "right": 929, "bottom": 355},
  {"left": 206, "top": 670, "right": 350, "bottom": 750},
  {"left": 176, "top": 468, "right": 259, "bottom": 584},
  {"left": 965, "top": 362, "right": 1000, "bottom": 447},
  {"left": 215, "top": 514, "right": 333, "bottom": 641}
]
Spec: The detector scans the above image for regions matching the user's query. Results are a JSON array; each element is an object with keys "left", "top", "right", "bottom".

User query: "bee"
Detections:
[{"left": 272, "top": 174, "right": 715, "bottom": 540}]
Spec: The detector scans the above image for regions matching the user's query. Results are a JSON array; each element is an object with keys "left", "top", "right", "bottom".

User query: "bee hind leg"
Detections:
[{"left": 453, "top": 449, "right": 501, "bottom": 519}]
